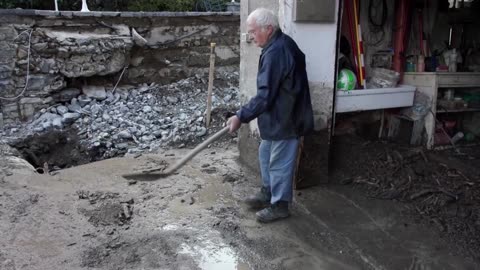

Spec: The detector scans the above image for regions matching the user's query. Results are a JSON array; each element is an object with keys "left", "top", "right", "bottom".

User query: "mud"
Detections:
[
  {"left": 81, "top": 233, "right": 199, "bottom": 269},
  {"left": 80, "top": 200, "right": 134, "bottom": 227},
  {"left": 331, "top": 134, "right": 480, "bottom": 262},
  {"left": 2, "top": 134, "right": 479, "bottom": 269}
]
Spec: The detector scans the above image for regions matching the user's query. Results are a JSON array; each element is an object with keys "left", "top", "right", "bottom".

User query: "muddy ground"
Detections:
[
  {"left": 1, "top": 140, "right": 369, "bottom": 270},
  {"left": 331, "top": 134, "right": 480, "bottom": 262},
  {"left": 2, "top": 132, "right": 480, "bottom": 269}
]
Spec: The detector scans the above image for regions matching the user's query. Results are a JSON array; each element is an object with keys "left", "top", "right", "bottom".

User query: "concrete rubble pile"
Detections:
[{"left": 0, "top": 71, "right": 239, "bottom": 158}]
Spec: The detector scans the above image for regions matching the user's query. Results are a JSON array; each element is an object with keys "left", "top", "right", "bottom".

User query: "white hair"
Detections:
[{"left": 247, "top": 8, "right": 279, "bottom": 31}]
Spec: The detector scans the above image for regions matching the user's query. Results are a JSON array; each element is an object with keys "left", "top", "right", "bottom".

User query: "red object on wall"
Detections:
[{"left": 392, "top": 0, "right": 413, "bottom": 74}]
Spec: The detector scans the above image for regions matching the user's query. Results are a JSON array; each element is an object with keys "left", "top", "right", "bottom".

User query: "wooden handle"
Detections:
[
  {"left": 206, "top": 43, "right": 216, "bottom": 127},
  {"left": 162, "top": 126, "right": 229, "bottom": 175}
]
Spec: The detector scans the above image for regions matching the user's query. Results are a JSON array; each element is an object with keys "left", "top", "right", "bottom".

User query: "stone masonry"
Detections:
[{"left": 0, "top": 10, "right": 240, "bottom": 124}]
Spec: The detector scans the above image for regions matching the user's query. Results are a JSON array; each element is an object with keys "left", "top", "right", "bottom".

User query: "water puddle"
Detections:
[
  {"left": 179, "top": 240, "right": 249, "bottom": 270},
  {"left": 161, "top": 224, "right": 179, "bottom": 231}
]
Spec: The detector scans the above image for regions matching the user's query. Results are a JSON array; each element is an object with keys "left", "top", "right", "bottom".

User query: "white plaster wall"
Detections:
[
  {"left": 280, "top": 0, "right": 339, "bottom": 130},
  {"left": 280, "top": 0, "right": 338, "bottom": 86}
]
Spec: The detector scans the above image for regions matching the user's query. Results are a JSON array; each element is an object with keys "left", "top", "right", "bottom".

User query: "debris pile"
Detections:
[
  {"left": 1, "top": 71, "right": 240, "bottom": 159},
  {"left": 334, "top": 136, "right": 480, "bottom": 259}
]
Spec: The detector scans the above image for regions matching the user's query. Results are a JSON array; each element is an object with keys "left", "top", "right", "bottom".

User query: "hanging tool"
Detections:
[
  {"left": 352, "top": 0, "right": 366, "bottom": 88},
  {"left": 122, "top": 126, "right": 229, "bottom": 181}
]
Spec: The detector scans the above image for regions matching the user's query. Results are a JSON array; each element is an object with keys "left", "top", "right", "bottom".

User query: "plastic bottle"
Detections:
[
  {"left": 451, "top": 131, "right": 464, "bottom": 144},
  {"left": 449, "top": 49, "right": 457, "bottom": 72},
  {"left": 417, "top": 55, "right": 425, "bottom": 72}
]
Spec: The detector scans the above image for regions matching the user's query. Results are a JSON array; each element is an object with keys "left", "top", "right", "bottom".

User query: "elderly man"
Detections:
[{"left": 227, "top": 8, "right": 314, "bottom": 223}]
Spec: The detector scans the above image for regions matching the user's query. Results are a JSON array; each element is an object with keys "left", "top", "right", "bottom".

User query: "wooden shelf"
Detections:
[
  {"left": 436, "top": 108, "right": 480, "bottom": 113},
  {"left": 403, "top": 72, "right": 480, "bottom": 149}
]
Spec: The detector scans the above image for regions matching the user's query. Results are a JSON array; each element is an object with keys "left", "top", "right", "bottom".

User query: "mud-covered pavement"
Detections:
[
  {"left": 1, "top": 141, "right": 367, "bottom": 270},
  {"left": 3, "top": 137, "right": 480, "bottom": 269}
]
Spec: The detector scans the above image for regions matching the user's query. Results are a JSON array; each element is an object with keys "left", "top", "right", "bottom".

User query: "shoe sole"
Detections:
[
  {"left": 256, "top": 213, "right": 290, "bottom": 223},
  {"left": 244, "top": 200, "right": 270, "bottom": 210}
]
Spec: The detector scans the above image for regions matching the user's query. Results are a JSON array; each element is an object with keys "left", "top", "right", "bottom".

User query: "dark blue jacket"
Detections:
[{"left": 237, "top": 30, "right": 314, "bottom": 140}]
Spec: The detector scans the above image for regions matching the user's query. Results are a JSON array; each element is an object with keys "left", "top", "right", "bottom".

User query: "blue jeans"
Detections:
[{"left": 258, "top": 138, "right": 299, "bottom": 204}]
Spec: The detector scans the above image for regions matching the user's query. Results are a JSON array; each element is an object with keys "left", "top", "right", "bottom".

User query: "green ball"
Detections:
[
  {"left": 465, "top": 133, "right": 475, "bottom": 142},
  {"left": 337, "top": 69, "right": 357, "bottom": 91}
]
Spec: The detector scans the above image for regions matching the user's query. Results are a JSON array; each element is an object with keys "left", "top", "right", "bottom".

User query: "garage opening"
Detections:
[{"left": 330, "top": 0, "right": 480, "bottom": 258}]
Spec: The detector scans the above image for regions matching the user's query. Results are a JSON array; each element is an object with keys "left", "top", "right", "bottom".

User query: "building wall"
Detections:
[
  {"left": 0, "top": 10, "right": 239, "bottom": 123},
  {"left": 281, "top": 0, "right": 339, "bottom": 131}
]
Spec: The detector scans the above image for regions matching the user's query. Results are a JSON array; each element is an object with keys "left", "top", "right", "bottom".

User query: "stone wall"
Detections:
[{"left": 0, "top": 10, "right": 239, "bottom": 124}]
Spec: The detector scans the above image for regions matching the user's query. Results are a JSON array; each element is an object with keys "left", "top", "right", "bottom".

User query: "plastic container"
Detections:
[
  {"left": 336, "top": 85, "right": 416, "bottom": 112},
  {"left": 406, "top": 60, "right": 416, "bottom": 72},
  {"left": 370, "top": 68, "right": 400, "bottom": 88}
]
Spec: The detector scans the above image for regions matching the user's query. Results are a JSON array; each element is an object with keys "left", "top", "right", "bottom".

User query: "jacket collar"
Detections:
[{"left": 262, "top": 29, "right": 282, "bottom": 53}]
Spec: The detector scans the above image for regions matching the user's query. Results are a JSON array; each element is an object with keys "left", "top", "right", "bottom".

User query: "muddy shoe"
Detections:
[
  {"left": 256, "top": 202, "right": 290, "bottom": 223},
  {"left": 244, "top": 187, "right": 271, "bottom": 209}
]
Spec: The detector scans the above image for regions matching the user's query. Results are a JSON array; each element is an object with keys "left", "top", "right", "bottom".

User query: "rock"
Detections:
[
  {"left": 7, "top": 72, "right": 240, "bottom": 162},
  {"left": 115, "top": 143, "right": 128, "bottom": 150},
  {"left": 17, "top": 48, "right": 28, "bottom": 59},
  {"left": 82, "top": 85, "right": 107, "bottom": 100},
  {"left": 78, "top": 95, "right": 92, "bottom": 107},
  {"left": 105, "top": 91, "right": 115, "bottom": 102},
  {"left": 196, "top": 127, "right": 207, "bottom": 137},
  {"left": 52, "top": 117, "right": 63, "bottom": 128},
  {"left": 153, "top": 130, "right": 162, "bottom": 138},
  {"left": 62, "top": 112, "right": 81, "bottom": 124},
  {"left": 42, "top": 96, "right": 54, "bottom": 104},
  {"left": 32, "top": 42, "right": 48, "bottom": 52},
  {"left": 58, "top": 47, "right": 70, "bottom": 58},
  {"left": 166, "top": 96, "right": 178, "bottom": 104},
  {"left": 31, "top": 112, "right": 62, "bottom": 129},
  {"left": 39, "top": 58, "right": 56, "bottom": 73},
  {"left": 223, "top": 94, "right": 232, "bottom": 102},
  {"left": 52, "top": 88, "right": 80, "bottom": 102},
  {"left": 161, "top": 130, "right": 170, "bottom": 137},
  {"left": 57, "top": 105, "right": 69, "bottom": 115},
  {"left": 68, "top": 103, "right": 82, "bottom": 113},
  {"left": 173, "top": 135, "right": 181, "bottom": 142},
  {"left": 141, "top": 135, "right": 155, "bottom": 142},
  {"left": 118, "top": 130, "right": 132, "bottom": 139},
  {"left": 130, "top": 56, "right": 144, "bottom": 67},
  {"left": 142, "top": 106, "right": 152, "bottom": 113}
]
